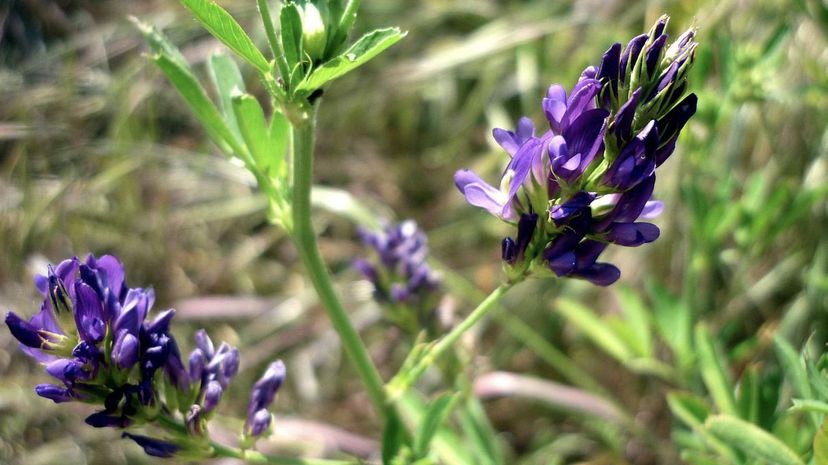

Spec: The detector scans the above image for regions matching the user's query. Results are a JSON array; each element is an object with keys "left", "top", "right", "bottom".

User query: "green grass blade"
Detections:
[
  {"left": 706, "top": 414, "right": 806, "bottom": 465},
  {"left": 555, "top": 298, "right": 634, "bottom": 363},
  {"left": 695, "top": 324, "right": 737, "bottom": 416}
]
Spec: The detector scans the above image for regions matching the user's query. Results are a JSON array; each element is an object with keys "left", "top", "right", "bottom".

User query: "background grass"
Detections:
[{"left": 1, "top": 0, "right": 826, "bottom": 464}]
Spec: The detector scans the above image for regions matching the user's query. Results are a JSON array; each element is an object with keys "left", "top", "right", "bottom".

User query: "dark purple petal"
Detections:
[
  {"left": 607, "top": 223, "right": 660, "bottom": 246},
  {"left": 145, "top": 308, "right": 174, "bottom": 335},
  {"left": 543, "top": 84, "right": 568, "bottom": 132},
  {"left": 574, "top": 240, "right": 609, "bottom": 269},
  {"left": 514, "top": 214, "right": 538, "bottom": 262},
  {"left": 74, "top": 281, "right": 105, "bottom": 343},
  {"left": 247, "top": 360, "right": 286, "bottom": 417},
  {"left": 655, "top": 93, "right": 697, "bottom": 166},
  {"left": 112, "top": 330, "right": 140, "bottom": 369},
  {"left": 35, "top": 384, "right": 73, "bottom": 403},
  {"left": 86, "top": 411, "right": 130, "bottom": 428},
  {"left": 202, "top": 380, "right": 223, "bottom": 413},
  {"left": 94, "top": 255, "right": 125, "bottom": 299},
  {"left": 34, "top": 274, "right": 49, "bottom": 296},
  {"left": 572, "top": 263, "right": 621, "bottom": 286},
  {"left": 620, "top": 34, "right": 648, "bottom": 81},
  {"left": 550, "top": 192, "right": 595, "bottom": 226},
  {"left": 122, "top": 433, "right": 179, "bottom": 458},
  {"left": 614, "top": 88, "right": 641, "bottom": 145},
  {"left": 501, "top": 237, "right": 517, "bottom": 264},
  {"left": 113, "top": 304, "right": 140, "bottom": 336},
  {"left": 223, "top": 347, "right": 240, "bottom": 380},
  {"left": 5, "top": 312, "right": 44, "bottom": 348},
  {"left": 645, "top": 34, "right": 667, "bottom": 76},
  {"left": 248, "top": 409, "right": 272, "bottom": 437},
  {"left": 640, "top": 200, "right": 664, "bottom": 219},
  {"left": 194, "top": 329, "right": 215, "bottom": 360},
  {"left": 353, "top": 258, "right": 377, "bottom": 282},
  {"left": 189, "top": 350, "right": 206, "bottom": 383}
]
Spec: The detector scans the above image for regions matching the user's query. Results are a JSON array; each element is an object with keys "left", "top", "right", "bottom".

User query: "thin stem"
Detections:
[
  {"left": 257, "top": 0, "right": 281, "bottom": 60},
  {"left": 389, "top": 283, "right": 512, "bottom": 394},
  {"left": 288, "top": 102, "right": 389, "bottom": 420}
]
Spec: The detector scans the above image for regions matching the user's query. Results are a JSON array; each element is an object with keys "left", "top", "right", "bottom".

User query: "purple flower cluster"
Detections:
[
  {"left": 354, "top": 221, "right": 442, "bottom": 333},
  {"left": 4, "top": 254, "right": 286, "bottom": 458},
  {"left": 455, "top": 16, "right": 697, "bottom": 285}
]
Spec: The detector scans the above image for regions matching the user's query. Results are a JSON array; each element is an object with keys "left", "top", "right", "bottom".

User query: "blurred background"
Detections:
[{"left": 1, "top": 0, "right": 826, "bottom": 464}]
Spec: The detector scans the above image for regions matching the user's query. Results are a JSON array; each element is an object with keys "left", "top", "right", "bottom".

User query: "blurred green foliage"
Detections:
[{"left": 0, "top": 0, "right": 826, "bottom": 464}]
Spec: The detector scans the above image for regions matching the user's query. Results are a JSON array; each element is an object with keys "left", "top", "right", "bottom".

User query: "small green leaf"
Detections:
[
  {"left": 180, "top": 0, "right": 270, "bottom": 74},
  {"left": 297, "top": 27, "right": 405, "bottom": 92},
  {"left": 207, "top": 53, "right": 246, "bottom": 141},
  {"left": 414, "top": 393, "right": 459, "bottom": 457},
  {"left": 815, "top": 419, "right": 828, "bottom": 465},
  {"left": 555, "top": 299, "right": 634, "bottom": 363},
  {"left": 280, "top": 3, "right": 304, "bottom": 69},
  {"left": 268, "top": 111, "right": 290, "bottom": 178},
  {"left": 151, "top": 54, "right": 239, "bottom": 156},
  {"left": 706, "top": 414, "right": 806, "bottom": 465},
  {"left": 231, "top": 92, "right": 272, "bottom": 174},
  {"left": 695, "top": 324, "right": 737, "bottom": 416}
]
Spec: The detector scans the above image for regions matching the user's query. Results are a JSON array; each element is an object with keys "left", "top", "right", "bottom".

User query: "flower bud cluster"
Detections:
[
  {"left": 455, "top": 16, "right": 697, "bottom": 285},
  {"left": 5, "top": 254, "right": 285, "bottom": 458},
  {"left": 287, "top": 0, "right": 358, "bottom": 64},
  {"left": 354, "top": 221, "right": 443, "bottom": 334}
]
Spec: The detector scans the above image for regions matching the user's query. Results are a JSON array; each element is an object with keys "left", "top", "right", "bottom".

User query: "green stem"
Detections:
[
  {"left": 390, "top": 283, "right": 512, "bottom": 394},
  {"left": 288, "top": 102, "right": 389, "bottom": 420}
]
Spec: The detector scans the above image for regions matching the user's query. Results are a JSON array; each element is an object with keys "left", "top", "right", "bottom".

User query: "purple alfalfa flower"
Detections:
[
  {"left": 122, "top": 433, "right": 180, "bottom": 458},
  {"left": 596, "top": 16, "right": 698, "bottom": 170},
  {"left": 243, "top": 360, "right": 286, "bottom": 440},
  {"left": 454, "top": 15, "right": 696, "bottom": 286},
  {"left": 355, "top": 221, "right": 441, "bottom": 307},
  {"left": 185, "top": 330, "right": 241, "bottom": 418}
]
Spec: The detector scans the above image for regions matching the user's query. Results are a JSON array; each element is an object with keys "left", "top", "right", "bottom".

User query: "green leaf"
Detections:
[
  {"left": 414, "top": 393, "right": 459, "bottom": 457},
  {"left": 555, "top": 299, "right": 634, "bottom": 363},
  {"left": 668, "top": 392, "right": 712, "bottom": 429},
  {"left": 706, "top": 414, "right": 806, "bottom": 465},
  {"left": 457, "top": 396, "right": 503, "bottom": 465},
  {"left": 736, "top": 365, "right": 759, "bottom": 423},
  {"left": 774, "top": 335, "right": 813, "bottom": 399},
  {"left": 297, "top": 27, "right": 405, "bottom": 92},
  {"left": 150, "top": 53, "right": 239, "bottom": 156},
  {"left": 130, "top": 17, "right": 189, "bottom": 69},
  {"left": 180, "top": 0, "right": 270, "bottom": 74},
  {"left": 382, "top": 413, "right": 406, "bottom": 465},
  {"left": 815, "top": 419, "right": 828, "bottom": 465},
  {"left": 268, "top": 110, "right": 290, "bottom": 178},
  {"left": 695, "top": 324, "right": 737, "bottom": 416},
  {"left": 207, "top": 53, "right": 246, "bottom": 141},
  {"left": 279, "top": 3, "right": 303, "bottom": 69},
  {"left": 231, "top": 92, "right": 272, "bottom": 174},
  {"left": 616, "top": 285, "right": 653, "bottom": 357}
]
